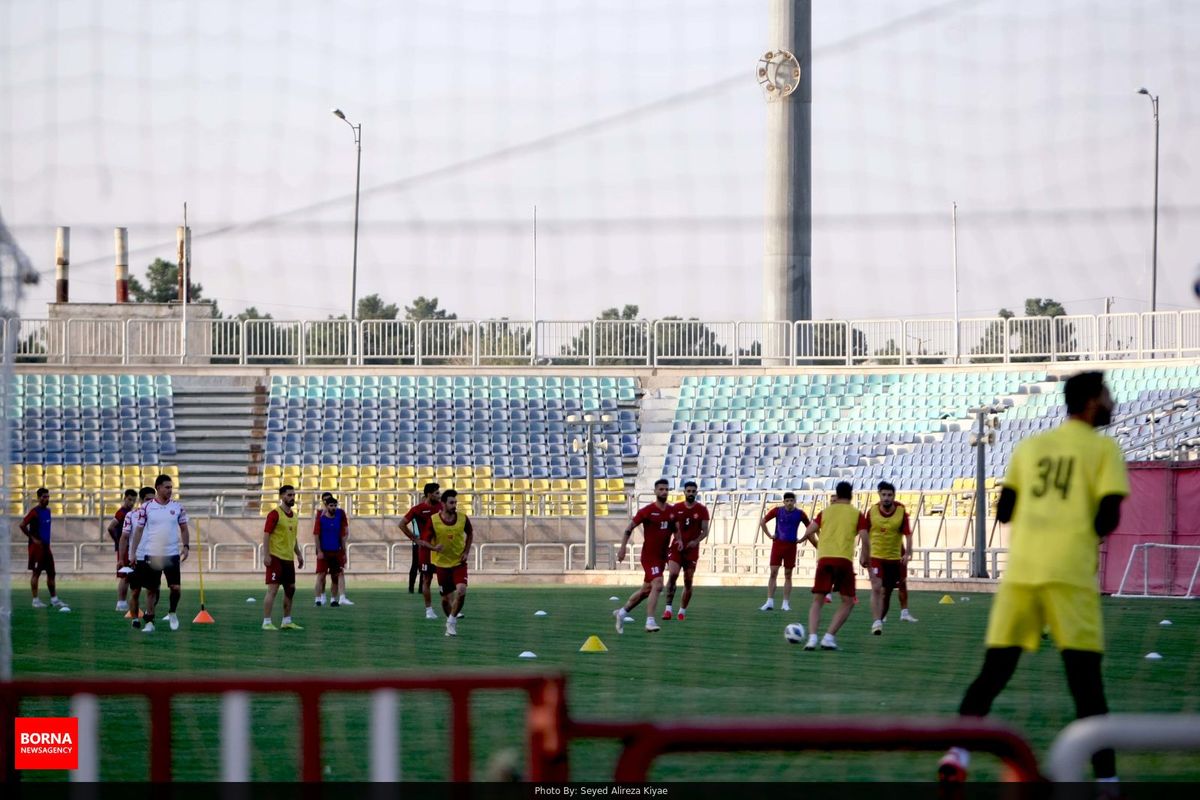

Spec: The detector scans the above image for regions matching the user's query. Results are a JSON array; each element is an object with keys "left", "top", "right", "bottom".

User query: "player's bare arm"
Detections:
[
  {"left": 106, "top": 516, "right": 122, "bottom": 541},
  {"left": 902, "top": 532, "right": 913, "bottom": 566},
  {"left": 1095, "top": 495, "right": 1124, "bottom": 538},
  {"left": 798, "top": 519, "right": 819, "bottom": 547},
  {"left": 18, "top": 516, "right": 36, "bottom": 543},
  {"left": 293, "top": 539, "right": 304, "bottom": 569},
  {"left": 695, "top": 518, "right": 711, "bottom": 546},
  {"left": 262, "top": 530, "right": 272, "bottom": 568},
  {"left": 856, "top": 526, "right": 870, "bottom": 569},
  {"left": 617, "top": 518, "right": 637, "bottom": 563},
  {"left": 759, "top": 516, "right": 775, "bottom": 540},
  {"left": 179, "top": 522, "right": 190, "bottom": 563},
  {"left": 399, "top": 518, "right": 418, "bottom": 543},
  {"left": 131, "top": 522, "right": 145, "bottom": 561},
  {"left": 462, "top": 523, "right": 473, "bottom": 566}
]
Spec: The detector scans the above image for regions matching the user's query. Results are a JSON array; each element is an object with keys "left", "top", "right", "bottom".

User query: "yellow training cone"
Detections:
[
  {"left": 579, "top": 635, "right": 609, "bottom": 653},
  {"left": 939, "top": 594, "right": 956, "bottom": 605}
]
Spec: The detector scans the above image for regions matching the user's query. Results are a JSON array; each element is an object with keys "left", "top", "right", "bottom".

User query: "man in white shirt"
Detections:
[
  {"left": 130, "top": 475, "right": 190, "bottom": 633},
  {"left": 118, "top": 486, "right": 154, "bottom": 621}
]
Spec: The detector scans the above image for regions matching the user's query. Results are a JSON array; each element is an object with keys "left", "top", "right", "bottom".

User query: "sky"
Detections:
[{"left": 1, "top": 0, "right": 1198, "bottom": 325}]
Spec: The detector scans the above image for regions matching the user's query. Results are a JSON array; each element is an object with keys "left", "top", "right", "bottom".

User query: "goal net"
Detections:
[{"left": 1114, "top": 543, "right": 1200, "bottom": 599}]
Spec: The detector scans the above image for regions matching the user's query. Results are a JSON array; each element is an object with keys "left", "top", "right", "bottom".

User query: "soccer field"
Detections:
[{"left": 11, "top": 584, "right": 1200, "bottom": 782}]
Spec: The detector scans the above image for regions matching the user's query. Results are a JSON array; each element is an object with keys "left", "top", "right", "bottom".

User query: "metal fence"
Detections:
[{"left": 6, "top": 310, "right": 1197, "bottom": 367}]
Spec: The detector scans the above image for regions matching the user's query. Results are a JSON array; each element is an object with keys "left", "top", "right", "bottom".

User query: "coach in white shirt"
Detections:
[{"left": 130, "top": 474, "right": 189, "bottom": 634}]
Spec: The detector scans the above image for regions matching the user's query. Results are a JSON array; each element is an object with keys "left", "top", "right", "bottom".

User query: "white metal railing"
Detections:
[
  {"left": 1047, "top": 714, "right": 1200, "bottom": 782},
  {"left": 8, "top": 311, "right": 1198, "bottom": 367}
]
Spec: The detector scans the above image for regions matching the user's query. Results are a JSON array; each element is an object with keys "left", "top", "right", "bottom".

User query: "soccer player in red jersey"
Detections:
[
  {"left": 400, "top": 483, "right": 443, "bottom": 620},
  {"left": 662, "top": 480, "right": 709, "bottom": 620},
  {"left": 107, "top": 488, "right": 138, "bottom": 612},
  {"left": 313, "top": 492, "right": 353, "bottom": 607},
  {"left": 758, "top": 491, "right": 812, "bottom": 612},
  {"left": 614, "top": 478, "right": 676, "bottom": 633},
  {"left": 798, "top": 481, "right": 869, "bottom": 650},
  {"left": 20, "top": 488, "right": 69, "bottom": 612}
]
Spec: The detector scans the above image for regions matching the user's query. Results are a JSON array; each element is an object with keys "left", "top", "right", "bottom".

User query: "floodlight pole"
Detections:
[
  {"left": 968, "top": 406, "right": 1003, "bottom": 579},
  {"left": 568, "top": 413, "right": 611, "bottom": 570},
  {"left": 332, "top": 109, "right": 362, "bottom": 321}
]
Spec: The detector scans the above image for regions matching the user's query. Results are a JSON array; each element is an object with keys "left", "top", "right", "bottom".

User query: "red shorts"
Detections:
[
  {"left": 870, "top": 558, "right": 903, "bottom": 590},
  {"left": 435, "top": 564, "right": 468, "bottom": 595},
  {"left": 265, "top": 556, "right": 297, "bottom": 586},
  {"left": 668, "top": 543, "right": 700, "bottom": 569},
  {"left": 769, "top": 540, "right": 798, "bottom": 569},
  {"left": 812, "top": 557, "right": 856, "bottom": 597},
  {"left": 28, "top": 543, "right": 55, "bottom": 576},
  {"left": 640, "top": 554, "right": 666, "bottom": 583},
  {"left": 316, "top": 549, "right": 345, "bottom": 575}
]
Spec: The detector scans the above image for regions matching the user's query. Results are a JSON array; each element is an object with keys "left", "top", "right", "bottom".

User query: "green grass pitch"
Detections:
[{"left": 12, "top": 583, "right": 1200, "bottom": 781}]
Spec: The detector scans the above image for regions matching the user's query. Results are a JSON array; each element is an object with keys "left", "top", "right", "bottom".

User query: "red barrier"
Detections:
[
  {"left": 571, "top": 717, "right": 1044, "bottom": 782},
  {"left": 1101, "top": 460, "right": 1200, "bottom": 594},
  {"left": 0, "top": 674, "right": 568, "bottom": 783}
]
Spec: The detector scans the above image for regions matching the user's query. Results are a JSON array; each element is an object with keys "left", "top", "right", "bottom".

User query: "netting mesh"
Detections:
[{"left": 1, "top": 1, "right": 1197, "bottom": 324}]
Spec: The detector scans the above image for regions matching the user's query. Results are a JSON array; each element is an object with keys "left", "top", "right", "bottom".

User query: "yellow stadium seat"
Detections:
[
  {"left": 569, "top": 479, "right": 587, "bottom": 492},
  {"left": 377, "top": 465, "right": 396, "bottom": 479},
  {"left": 357, "top": 502, "right": 379, "bottom": 517},
  {"left": 263, "top": 465, "right": 283, "bottom": 479},
  {"left": 397, "top": 466, "right": 415, "bottom": 479},
  {"left": 359, "top": 478, "right": 377, "bottom": 491},
  {"left": 596, "top": 503, "right": 610, "bottom": 516},
  {"left": 493, "top": 503, "right": 513, "bottom": 517},
  {"left": 164, "top": 465, "right": 179, "bottom": 479},
  {"left": 321, "top": 465, "right": 339, "bottom": 479},
  {"left": 475, "top": 477, "right": 492, "bottom": 492},
  {"left": 337, "top": 478, "right": 357, "bottom": 492},
  {"left": 435, "top": 466, "right": 454, "bottom": 480},
  {"left": 83, "top": 465, "right": 102, "bottom": 479},
  {"left": 263, "top": 476, "right": 281, "bottom": 490},
  {"left": 282, "top": 465, "right": 301, "bottom": 478},
  {"left": 493, "top": 479, "right": 512, "bottom": 492},
  {"left": 64, "top": 476, "right": 83, "bottom": 490},
  {"left": 512, "top": 478, "right": 531, "bottom": 492},
  {"left": 457, "top": 478, "right": 474, "bottom": 491},
  {"left": 475, "top": 466, "right": 492, "bottom": 478},
  {"left": 9, "top": 501, "right": 25, "bottom": 514},
  {"left": 550, "top": 479, "right": 569, "bottom": 493},
  {"left": 606, "top": 478, "right": 625, "bottom": 491},
  {"left": 84, "top": 476, "right": 104, "bottom": 491},
  {"left": 341, "top": 466, "right": 359, "bottom": 479},
  {"left": 416, "top": 467, "right": 435, "bottom": 481},
  {"left": 397, "top": 478, "right": 417, "bottom": 492},
  {"left": 64, "top": 465, "right": 82, "bottom": 477},
  {"left": 377, "top": 478, "right": 397, "bottom": 492},
  {"left": 569, "top": 504, "right": 587, "bottom": 517},
  {"left": 300, "top": 476, "right": 321, "bottom": 491}
]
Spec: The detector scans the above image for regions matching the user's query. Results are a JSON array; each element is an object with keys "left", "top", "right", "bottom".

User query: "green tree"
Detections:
[
  {"left": 405, "top": 296, "right": 456, "bottom": 321},
  {"left": 357, "top": 294, "right": 400, "bottom": 321},
  {"left": 128, "top": 257, "right": 215, "bottom": 309},
  {"left": 559, "top": 305, "right": 648, "bottom": 365},
  {"left": 970, "top": 308, "right": 1014, "bottom": 363},
  {"left": 356, "top": 294, "right": 413, "bottom": 365},
  {"left": 804, "top": 323, "right": 866, "bottom": 363},
  {"left": 971, "top": 298, "right": 1076, "bottom": 363},
  {"left": 873, "top": 338, "right": 902, "bottom": 366}
]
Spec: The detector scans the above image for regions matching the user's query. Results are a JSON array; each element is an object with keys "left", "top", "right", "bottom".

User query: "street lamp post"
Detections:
[
  {"left": 567, "top": 413, "right": 612, "bottom": 570},
  {"left": 332, "top": 109, "right": 362, "bottom": 321},
  {"left": 968, "top": 404, "right": 1005, "bottom": 579},
  {"left": 1137, "top": 88, "right": 1160, "bottom": 323}
]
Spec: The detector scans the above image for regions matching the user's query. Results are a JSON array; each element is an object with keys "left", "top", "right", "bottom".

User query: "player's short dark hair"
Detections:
[
  {"left": 124, "top": 488, "right": 138, "bottom": 499},
  {"left": 321, "top": 492, "right": 334, "bottom": 501},
  {"left": 35, "top": 487, "right": 48, "bottom": 497},
  {"left": 154, "top": 473, "right": 172, "bottom": 488},
  {"left": 279, "top": 484, "right": 295, "bottom": 495},
  {"left": 441, "top": 489, "right": 457, "bottom": 501},
  {"left": 878, "top": 481, "right": 895, "bottom": 493},
  {"left": 835, "top": 481, "right": 853, "bottom": 499},
  {"left": 782, "top": 492, "right": 796, "bottom": 501},
  {"left": 654, "top": 479, "right": 669, "bottom": 489},
  {"left": 139, "top": 486, "right": 154, "bottom": 501},
  {"left": 423, "top": 482, "right": 440, "bottom": 496},
  {"left": 1065, "top": 371, "right": 1107, "bottom": 415},
  {"left": 683, "top": 480, "right": 697, "bottom": 490}
]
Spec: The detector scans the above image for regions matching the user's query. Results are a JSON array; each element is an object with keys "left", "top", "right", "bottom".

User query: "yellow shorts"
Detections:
[{"left": 984, "top": 582, "right": 1104, "bottom": 653}]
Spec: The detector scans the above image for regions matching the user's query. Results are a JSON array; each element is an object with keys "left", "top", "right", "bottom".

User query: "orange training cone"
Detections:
[{"left": 193, "top": 606, "right": 215, "bottom": 624}]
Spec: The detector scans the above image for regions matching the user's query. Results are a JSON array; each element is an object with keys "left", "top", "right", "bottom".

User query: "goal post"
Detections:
[{"left": 1114, "top": 543, "right": 1200, "bottom": 599}]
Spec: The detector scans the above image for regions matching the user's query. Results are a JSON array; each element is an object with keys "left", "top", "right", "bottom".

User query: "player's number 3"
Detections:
[{"left": 1031, "top": 456, "right": 1075, "bottom": 500}]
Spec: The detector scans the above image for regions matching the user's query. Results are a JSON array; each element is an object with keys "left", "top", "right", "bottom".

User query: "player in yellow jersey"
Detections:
[
  {"left": 866, "top": 481, "right": 915, "bottom": 635},
  {"left": 939, "top": 372, "right": 1128, "bottom": 784},
  {"left": 798, "top": 482, "right": 869, "bottom": 651},
  {"left": 262, "top": 484, "right": 305, "bottom": 631},
  {"left": 424, "top": 489, "right": 474, "bottom": 638}
]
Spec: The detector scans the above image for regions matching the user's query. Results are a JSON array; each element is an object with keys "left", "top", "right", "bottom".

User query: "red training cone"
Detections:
[{"left": 193, "top": 606, "right": 215, "bottom": 624}]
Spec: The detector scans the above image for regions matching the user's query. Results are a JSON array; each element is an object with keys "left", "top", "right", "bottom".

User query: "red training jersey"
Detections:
[
  {"left": 672, "top": 501, "right": 710, "bottom": 548},
  {"left": 631, "top": 502, "right": 676, "bottom": 562},
  {"left": 403, "top": 501, "right": 443, "bottom": 542}
]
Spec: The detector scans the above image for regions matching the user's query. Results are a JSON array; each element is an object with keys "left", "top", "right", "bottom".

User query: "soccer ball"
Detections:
[{"left": 784, "top": 623, "right": 806, "bottom": 644}]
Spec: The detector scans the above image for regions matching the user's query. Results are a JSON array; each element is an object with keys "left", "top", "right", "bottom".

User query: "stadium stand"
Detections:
[
  {"left": 6, "top": 373, "right": 179, "bottom": 515},
  {"left": 259, "top": 375, "right": 640, "bottom": 516},
  {"left": 659, "top": 364, "right": 1200, "bottom": 499}
]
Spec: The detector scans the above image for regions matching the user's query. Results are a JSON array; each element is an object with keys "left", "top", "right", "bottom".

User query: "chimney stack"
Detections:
[
  {"left": 114, "top": 227, "right": 129, "bottom": 302},
  {"left": 54, "top": 226, "right": 69, "bottom": 302}
]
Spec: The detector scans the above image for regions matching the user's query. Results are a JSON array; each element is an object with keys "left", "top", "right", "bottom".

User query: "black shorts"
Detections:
[
  {"left": 135, "top": 555, "right": 181, "bottom": 591},
  {"left": 419, "top": 561, "right": 435, "bottom": 577}
]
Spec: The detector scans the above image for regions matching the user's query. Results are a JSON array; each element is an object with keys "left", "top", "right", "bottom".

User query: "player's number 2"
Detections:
[{"left": 1031, "top": 456, "right": 1074, "bottom": 499}]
